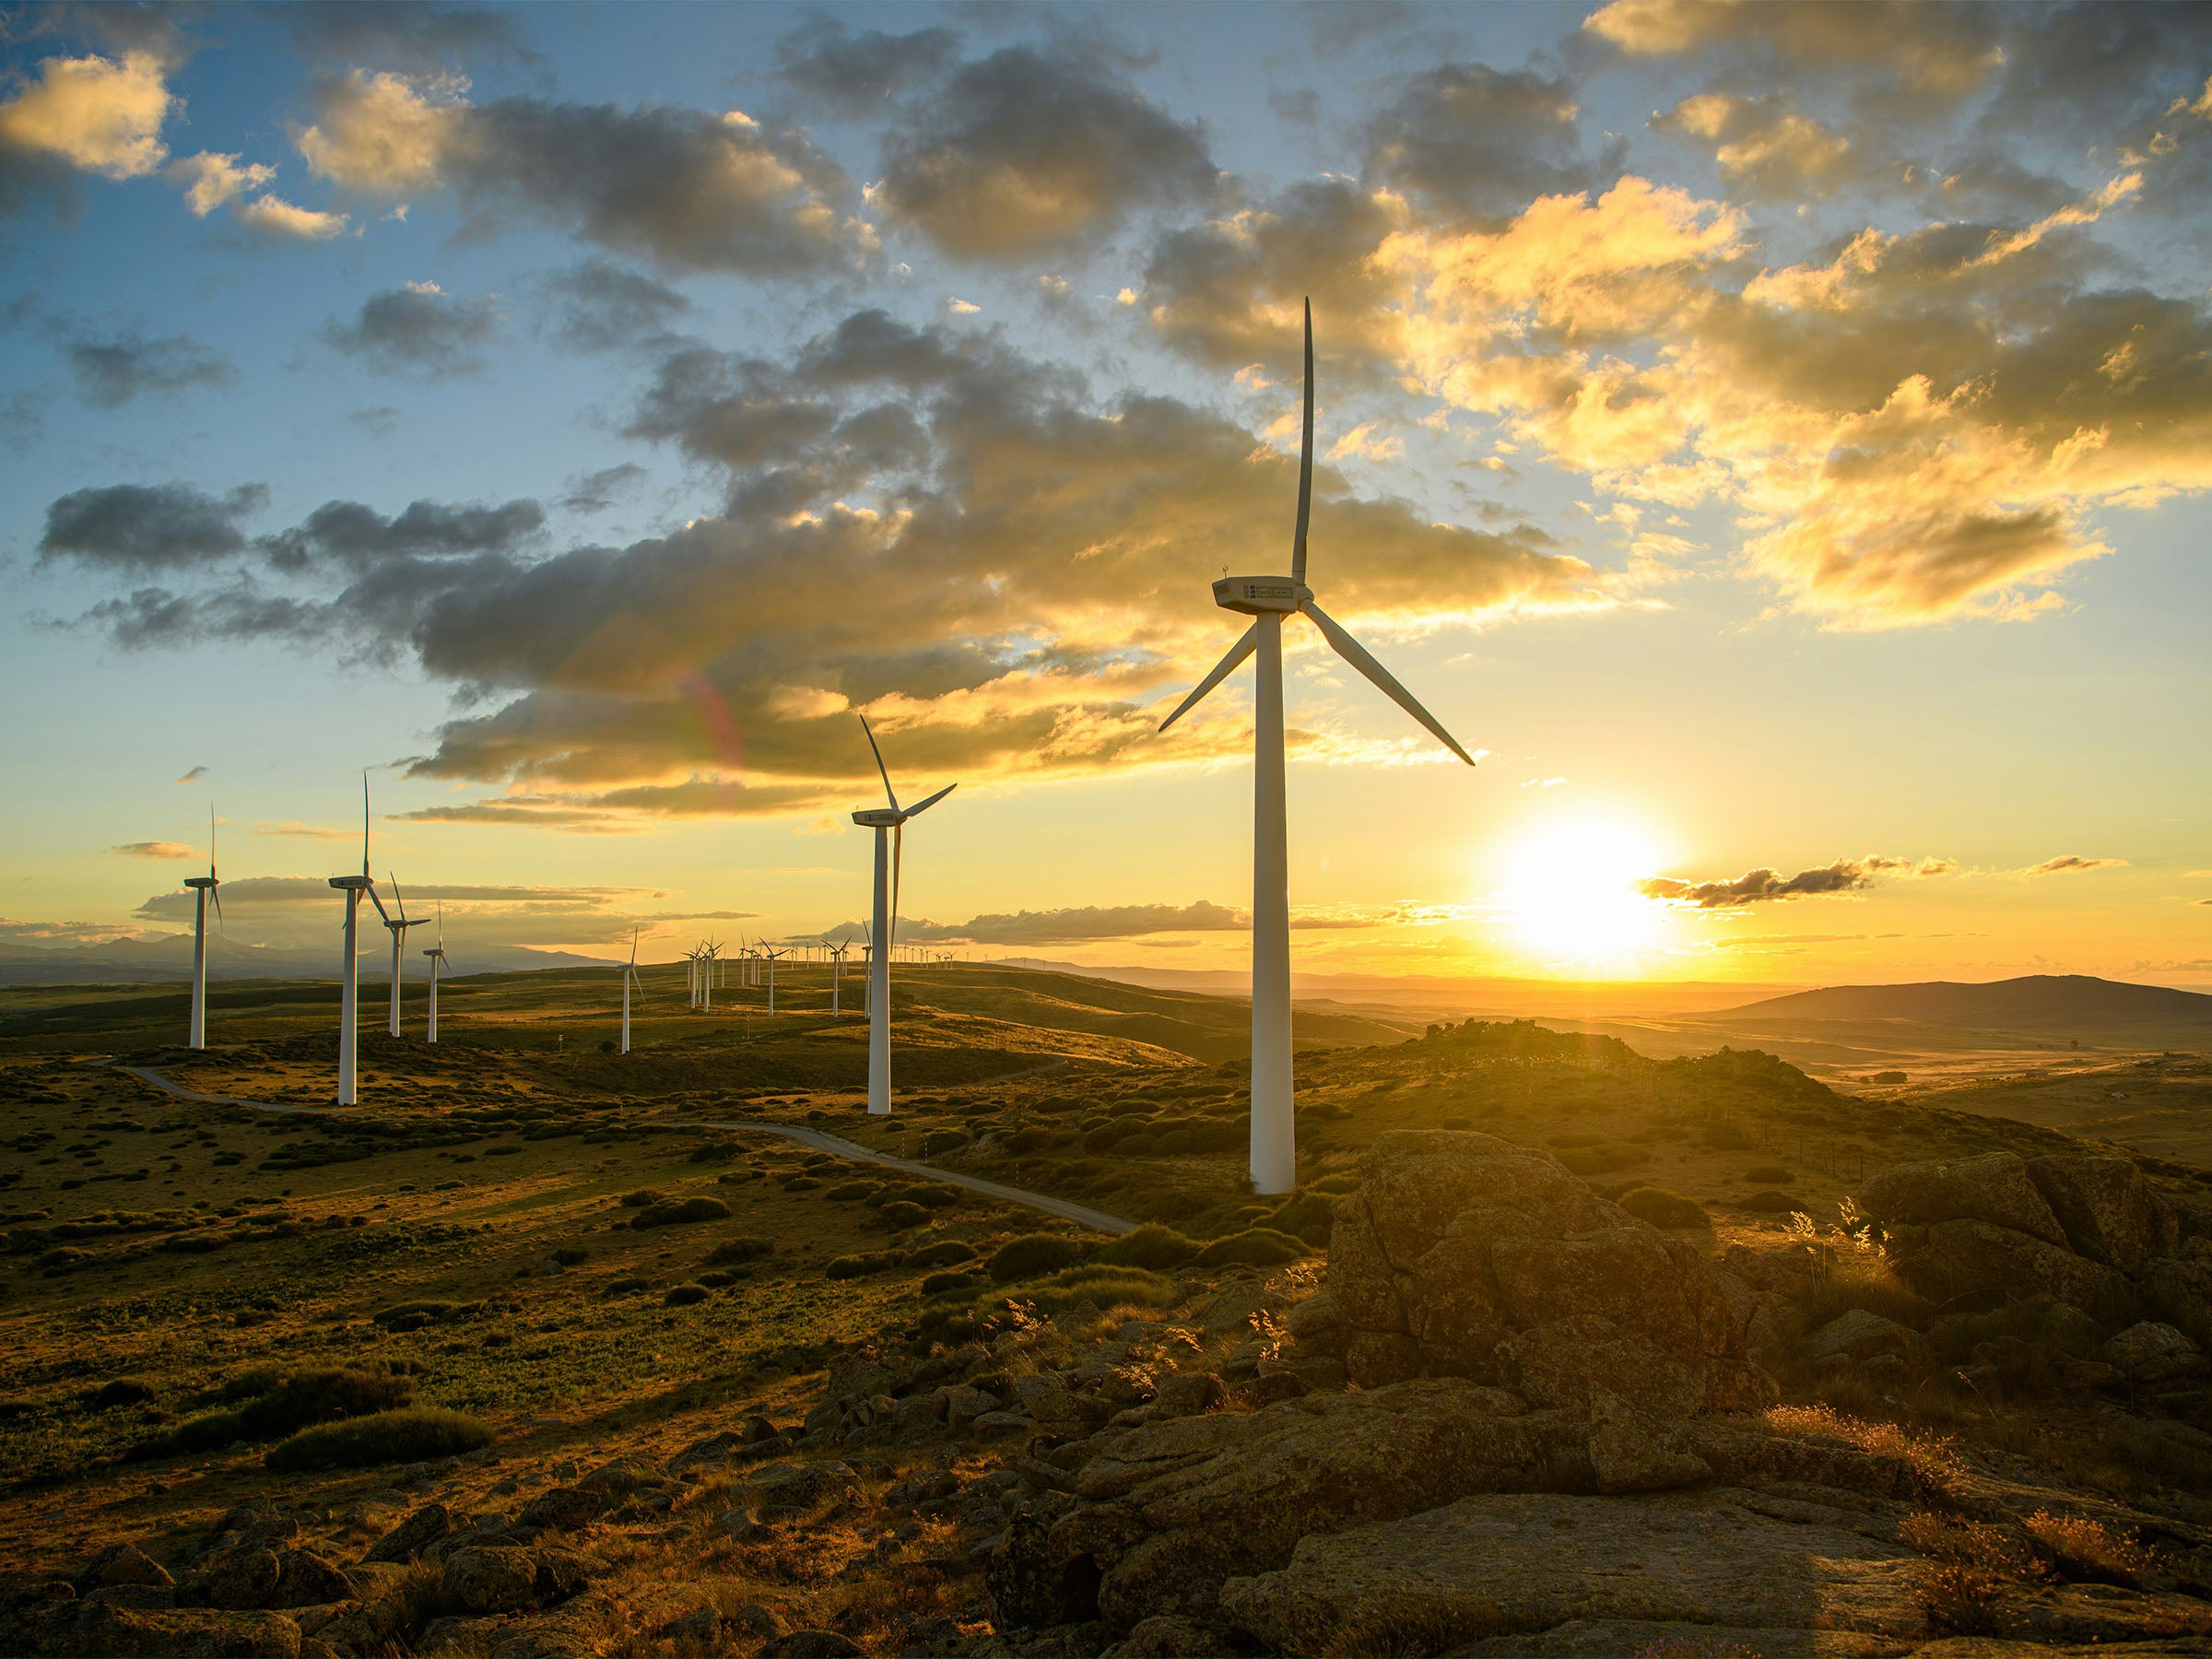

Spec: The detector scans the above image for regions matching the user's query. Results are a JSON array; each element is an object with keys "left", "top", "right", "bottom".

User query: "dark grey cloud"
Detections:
[
  {"left": 67, "top": 330, "right": 234, "bottom": 407},
  {"left": 39, "top": 482, "right": 268, "bottom": 571},
  {"left": 774, "top": 17, "right": 961, "bottom": 116},
  {"left": 872, "top": 900, "right": 1246, "bottom": 945},
  {"left": 1362, "top": 64, "right": 1622, "bottom": 218},
  {"left": 280, "top": 1, "right": 535, "bottom": 69},
  {"left": 875, "top": 46, "right": 1218, "bottom": 259},
  {"left": 322, "top": 282, "right": 500, "bottom": 378},
  {"left": 558, "top": 463, "right": 646, "bottom": 514},
  {"left": 258, "top": 497, "right": 545, "bottom": 573},
  {"left": 1640, "top": 855, "right": 1937, "bottom": 908},
  {"left": 540, "top": 259, "right": 689, "bottom": 352},
  {"left": 1979, "top": 2, "right": 2212, "bottom": 143}
]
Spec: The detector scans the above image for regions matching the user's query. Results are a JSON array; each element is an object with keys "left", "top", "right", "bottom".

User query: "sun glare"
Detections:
[{"left": 1500, "top": 810, "right": 1668, "bottom": 971}]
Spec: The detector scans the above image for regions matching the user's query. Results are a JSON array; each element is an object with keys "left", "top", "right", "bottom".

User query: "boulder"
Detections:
[
  {"left": 1881, "top": 1218, "right": 2129, "bottom": 1312},
  {"left": 1804, "top": 1310, "right": 1923, "bottom": 1365},
  {"left": 269, "top": 1553, "right": 350, "bottom": 1610},
  {"left": 1584, "top": 1391, "right": 1712, "bottom": 1494},
  {"left": 2102, "top": 1322, "right": 2207, "bottom": 1385},
  {"left": 514, "top": 1484, "right": 604, "bottom": 1533},
  {"left": 759, "top": 1632, "right": 865, "bottom": 1659},
  {"left": 1035, "top": 1378, "right": 1584, "bottom": 1630},
  {"left": 76, "top": 1543, "right": 173, "bottom": 1592},
  {"left": 60, "top": 1603, "right": 303, "bottom": 1658},
  {"left": 1106, "top": 1613, "right": 1241, "bottom": 1656},
  {"left": 1859, "top": 1153, "right": 2069, "bottom": 1246},
  {"left": 364, "top": 1502, "right": 452, "bottom": 1563},
  {"left": 1438, "top": 1620, "right": 1911, "bottom": 1656},
  {"left": 186, "top": 1547, "right": 281, "bottom": 1611},
  {"left": 1217, "top": 1489, "right": 1928, "bottom": 1656},
  {"left": 2026, "top": 1154, "right": 2176, "bottom": 1277},
  {"left": 441, "top": 1547, "right": 540, "bottom": 1616},
  {"left": 2140, "top": 1253, "right": 2212, "bottom": 1349},
  {"left": 1320, "top": 1132, "right": 1766, "bottom": 1410}
]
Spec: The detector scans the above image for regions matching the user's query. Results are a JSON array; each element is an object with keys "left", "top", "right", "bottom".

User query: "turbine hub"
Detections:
[{"left": 1213, "top": 575, "right": 1310, "bottom": 615}]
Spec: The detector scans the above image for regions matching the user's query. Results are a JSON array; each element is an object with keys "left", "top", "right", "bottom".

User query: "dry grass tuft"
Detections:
[
  {"left": 2024, "top": 1509, "right": 2159, "bottom": 1586},
  {"left": 1900, "top": 1509, "right": 2046, "bottom": 1634},
  {"left": 1765, "top": 1403, "right": 1963, "bottom": 1496}
]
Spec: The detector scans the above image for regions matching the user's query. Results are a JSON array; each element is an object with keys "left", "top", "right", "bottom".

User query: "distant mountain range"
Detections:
[
  {"left": 0, "top": 935, "right": 618, "bottom": 986},
  {"left": 1721, "top": 974, "right": 2212, "bottom": 1030}
]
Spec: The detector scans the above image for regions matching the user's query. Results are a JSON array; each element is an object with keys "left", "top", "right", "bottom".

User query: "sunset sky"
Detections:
[{"left": 4, "top": 0, "right": 2208, "bottom": 988}]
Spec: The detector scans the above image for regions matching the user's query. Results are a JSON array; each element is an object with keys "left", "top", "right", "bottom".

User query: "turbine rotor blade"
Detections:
[
  {"left": 1292, "top": 296, "right": 1314, "bottom": 587},
  {"left": 209, "top": 804, "right": 218, "bottom": 881},
  {"left": 900, "top": 782, "right": 956, "bottom": 819},
  {"left": 1301, "top": 601, "right": 1477, "bottom": 766},
  {"left": 212, "top": 884, "right": 224, "bottom": 935},
  {"left": 390, "top": 872, "right": 407, "bottom": 924},
  {"left": 361, "top": 772, "right": 371, "bottom": 878},
  {"left": 1158, "top": 621, "right": 1260, "bottom": 734},
  {"left": 859, "top": 712, "right": 900, "bottom": 813}
]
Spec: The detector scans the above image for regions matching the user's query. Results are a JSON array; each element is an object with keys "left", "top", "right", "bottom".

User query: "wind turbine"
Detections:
[
  {"left": 829, "top": 939, "right": 849, "bottom": 1016},
  {"left": 618, "top": 928, "right": 641, "bottom": 1053},
  {"left": 701, "top": 939, "right": 719, "bottom": 1012},
  {"left": 182, "top": 806, "right": 222, "bottom": 1049},
  {"left": 760, "top": 944, "right": 788, "bottom": 1015},
  {"left": 382, "top": 874, "right": 428, "bottom": 1037},
  {"left": 328, "top": 774, "right": 388, "bottom": 1106},
  {"left": 1158, "top": 300, "right": 1477, "bottom": 1194},
  {"left": 422, "top": 904, "right": 450, "bottom": 1044},
  {"left": 851, "top": 715, "right": 955, "bottom": 1115}
]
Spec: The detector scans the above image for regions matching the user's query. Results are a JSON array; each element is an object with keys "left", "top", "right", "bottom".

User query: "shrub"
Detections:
[
  {"left": 706, "top": 1236, "right": 772, "bottom": 1265},
  {"left": 922, "top": 1270, "right": 980, "bottom": 1295},
  {"left": 825, "top": 1182, "right": 878, "bottom": 1202},
  {"left": 1096, "top": 1224, "right": 1198, "bottom": 1271},
  {"left": 1797, "top": 1251, "right": 1931, "bottom": 1332},
  {"left": 697, "top": 1270, "right": 736, "bottom": 1288},
  {"left": 1767, "top": 1406, "right": 1961, "bottom": 1498},
  {"left": 663, "top": 1283, "right": 711, "bottom": 1306},
  {"left": 265, "top": 1407, "right": 492, "bottom": 1472},
  {"left": 1617, "top": 1187, "right": 1711, "bottom": 1230},
  {"left": 1194, "top": 1228, "right": 1307, "bottom": 1268},
  {"left": 877, "top": 1201, "right": 929, "bottom": 1230},
  {"left": 988, "top": 1233, "right": 1091, "bottom": 1284},
  {"left": 552, "top": 1247, "right": 588, "bottom": 1266},
  {"left": 88, "top": 1379, "right": 155, "bottom": 1409},
  {"left": 602, "top": 1277, "right": 650, "bottom": 1297},
  {"left": 908, "top": 1239, "right": 977, "bottom": 1268},
  {"left": 2022, "top": 1510, "right": 2158, "bottom": 1587},
  {"left": 1004, "top": 1127, "right": 1047, "bottom": 1155},
  {"left": 372, "top": 1300, "right": 474, "bottom": 1331},
  {"left": 992, "top": 1265, "right": 1177, "bottom": 1316},
  {"left": 826, "top": 1253, "right": 894, "bottom": 1280},
  {"left": 1267, "top": 1193, "right": 1337, "bottom": 1248},
  {"left": 236, "top": 1369, "right": 415, "bottom": 1439},
  {"left": 784, "top": 1176, "right": 821, "bottom": 1192},
  {"left": 921, "top": 1129, "right": 969, "bottom": 1156},
  {"left": 1900, "top": 1512, "right": 2041, "bottom": 1633},
  {"left": 618, "top": 1189, "right": 661, "bottom": 1207},
  {"left": 632, "top": 1196, "right": 732, "bottom": 1228}
]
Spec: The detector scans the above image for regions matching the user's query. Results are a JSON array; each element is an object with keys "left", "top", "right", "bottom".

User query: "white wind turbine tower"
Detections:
[
  {"left": 618, "top": 928, "right": 641, "bottom": 1053},
  {"left": 422, "top": 904, "right": 451, "bottom": 1044},
  {"left": 382, "top": 874, "right": 428, "bottom": 1037},
  {"left": 851, "top": 715, "right": 955, "bottom": 1115},
  {"left": 829, "top": 939, "right": 849, "bottom": 1015},
  {"left": 1159, "top": 300, "right": 1477, "bottom": 1194},
  {"left": 183, "top": 805, "right": 222, "bottom": 1050},
  {"left": 759, "top": 944, "right": 788, "bottom": 1015},
  {"left": 327, "top": 775, "right": 388, "bottom": 1106}
]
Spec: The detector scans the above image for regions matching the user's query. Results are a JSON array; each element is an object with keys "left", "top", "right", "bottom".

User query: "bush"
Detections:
[
  {"left": 1097, "top": 1224, "right": 1199, "bottom": 1271},
  {"left": 632, "top": 1196, "right": 733, "bottom": 1228},
  {"left": 88, "top": 1379, "right": 155, "bottom": 1409},
  {"left": 2023, "top": 1510, "right": 2158, "bottom": 1587},
  {"left": 618, "top": 1189, "right": 661, "bottom": 1207},
  {"left": 877, "top": 1201, "right": 929, "bottom": 1230},
  {"left": 552, "top": 1247, "right": 588, "bottom": 1266},
  {"left": 663, "top": 1283, "right": 711, "bottom": 1306},
  {"left": 705, "top": 1236, "right": 772, "bottom": 1265},
  {"left": 1267, "top": 1193, "right": 1337, "bottom": 1248},
  {"left": 1194, "top": 1228, "right": 1307, "bottom": 1268},
  {"left": 921, "top": 1130, "right": 969, "bottom": 1156},
  {"left": 130, "top": 1367, "right": 414, "bottom": 1459},
  {"left": 1617, "top": 1187, "right": 1711, "bottom": 1230},
  {"left": 697, "top": 1270, "right": 736, "bottom": 1288},
  {"left": 602, "top": 1277, "right": 649, "bottom": 1297},
  {"left": 988, "top": 1233, "right": 1092, "bottom": 1284},
  {"left": 825, "top": 1182, "right": 878, "bottom": 1202},
  {"left": 922, "top": 1269, "right": 980, "bottom": 1294},
  {"left": 826, "top": 1253, "right": 894, "bottom": 1280},
  {"left": 265, "top": 1407, "right": 492, "bottom": 1472},
  {"left": 908, "top": 1239, "right": 976, "bottom": 1268},
  {"left": 990, "top": 1265, "right": 1177, "bottom": 1316}
]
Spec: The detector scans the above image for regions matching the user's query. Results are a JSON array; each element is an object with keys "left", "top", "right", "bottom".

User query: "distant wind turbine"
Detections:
[
  {"left": 1159, "top": 300, "right": 1477, "bottom": 1193},
  {"left": 422, "top": 904, "right": 451, "bottom": 1044},
  {"left": 182, "top": 805, "right": 222, "bottom": 1049},
  {"left": 851, "top": 714, "right": 955, "bottom": 1115},
  {"left": 760, "top": 944, "right": 787, "bottom": 1015},
  {"left": 619, "top": 929, "right": 641, "bottom": 1053},
  {"left": 382, "top": 873, "right": 428, "bottom": 1037},
  {"left": 328, "top": 774, "right": 387, "bottom": 1106}
]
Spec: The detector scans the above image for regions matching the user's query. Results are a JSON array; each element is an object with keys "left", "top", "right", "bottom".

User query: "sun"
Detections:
[{"left": 1499, "top": 809, "right": 1669, "bottom": 971}]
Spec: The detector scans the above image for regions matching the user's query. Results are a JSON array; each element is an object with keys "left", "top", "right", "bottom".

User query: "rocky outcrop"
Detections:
[
  {"left": 1288, "top": 1130, "right": 1773, "bottom": 1414},
  {"left": 1861, "top": 1153, "right": 2205, "bottom": 1331},
  {"left": 1216, "top": 1488, "right": 1928, "bottom": 1657}
]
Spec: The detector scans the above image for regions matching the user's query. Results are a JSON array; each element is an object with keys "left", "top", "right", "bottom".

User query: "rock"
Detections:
[
  {"left": 970, "top": 1409, "right": 1033, "bottom": 1439},
  {"left": 441, "top": 1547, "right": 540, "bottom": 1616},
  {"left": 1804, "top": 1310, "right": 1924, "bottom": 1365},
  {"left": 1321, "top": 1131, "right": 1767, "bottom": 1410},
  {"left": 187, "top": 1547, "right": 282, "bottom": 1611},
  {"left": 270, "top": 1553, "right": 351, "bottom": 1609},
  {"left": 77, "top": 1542, "right": 173, "bottom": 1592},
  {"left": 1105, "top": 1613, "right": 1240, "bottom": 1656},
  {"left": 1883, "top": 1218, "right": 2130, "bottom": 1311},
  {"left": 2006, "top": 1581, "right": 2212, "bottom": 1642},
  {"left": 741, "top": 1413, "right": 782, "bottom": 1444},
  {"left": 759, "top": 1631, "right": 866, "bottom": 1659},
  {"left": 2102, "top": 1322, "right": 2207, "bottom": 1384},
  {"left": 989, "top": 1509, "right": 1104, "bottom": 1630},
  {"left": 1152, "top": 1374, "right": 1224, "bottom": 1418},
  {"left": 730, "top": 1602, "right": 782, "bottom": 1639},
  {"left": 2026, "top": 1154, "right": 2175, "bottom": 1276},
  {"left": 741, "top": 1459, "right": 860, "bottom": 1512},
  {"left": 1584, "top": 1390, "right": 1712, "bottom": 1494},
  {"left": 419, "top": 1614, "right": 500, "bottom": 1653},
  {"left": 1041, "top": 1378, "right": 1583, "bottom": 1630},
  {"left": 64, "top": 1604, "right": 304, "bottom": 1657},
  {"left": 1859, "top": 1153, "right": 2069, "bottom": 1246},
  {"left": 944, "top": 1384, "right": 999, "bottom": 1426},
  {"left": 489, "top": 1626, "right": 596, "bottom": 1659},
  {"left": 1218, "top": 1488, "right": 1927, "bottom": 1656},
  {"left": 1441, "top": 1619, "right": 1910, "bottom": 1656},
  {"left": 514, "top": 1484, "right": 604, "bottom": 1533},
  {"left": 363, "top": 1503, "right": 452, "bottom": 1563},
  {"left": 83, "top": 1583, "right": 178, "bottom": 1611},
  {"left": 1200, "top": 1283, "right": 1268, "bottom": 1334}
]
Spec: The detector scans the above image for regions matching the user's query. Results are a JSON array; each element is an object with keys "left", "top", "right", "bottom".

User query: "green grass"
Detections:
[{"left": 264, "top": 1407, "right": 493, "bottom": 1471}]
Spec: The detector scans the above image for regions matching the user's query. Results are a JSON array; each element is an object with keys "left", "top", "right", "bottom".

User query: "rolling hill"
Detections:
[{"left": 1722, "top": 974, "right": 2212, "bottom": 1033}]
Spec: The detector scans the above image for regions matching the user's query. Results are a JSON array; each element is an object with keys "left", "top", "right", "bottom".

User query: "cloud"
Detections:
[
  {"left": 1654, "top": 93, "right": 1862, "bottom": 198},
  {"left": 1641, "top": 853, "right": 1949, "bottom": 908},
  {"left": 539, "top": 258, "right": 688, "bottom": 351},
  {"left": 1361, "top": 63, "right": 1621, "bottom": 218},
  {"left": 253, "top": 820, "right": 355, "bottom": 840},
  {"left": 774, "top": 17, "right": 960, "bottom": 116},
  {"left": 109, "top": 841, "right": 195, "bottom": 859},
  {"left": 871, "top": 900, "right": 1248, "bottom": 945},
  {"left": 39, "top": 482, "right": 268, "bottom": 572},
  {"left": 167, "top": 150, "right": 275, "bottom": 215},
  {"left": 558, "top": 464, "right": 647, "bottom": 514},
  {"left": 322, "top": 281, "right": 499, "bottom": 377},
  {"left": 173, "top": 765, "right": 208, "bottom": 784},
  {"left": 232, "top": 193, "right": 348, "bottom": 241},
  {"left": 47, "top": 310, "right": 1592, "bottom": 820},
  {"left": 128, "top": 875, "right": 695, "bottom": 949},
  {"left": 294, "top": 69, "right": 875, "bottom": 276},
  {"left": 1580, "top": 0, "right": 2005, "bottom": 100},
  {"left": 280, "top": 2, "right": 535, "bottom": 71},
  {"left": 874, "top": 46, "right": 1218, "bottom": 259},
  {"left": 0, "top": 50, "right": 173, "bottom": 195},
  {"left": 2021, "top": 855, "right": 2130, "bottom": 876},
  {"left": 67, "top": 331, "right": 234, "bottom": 407}
]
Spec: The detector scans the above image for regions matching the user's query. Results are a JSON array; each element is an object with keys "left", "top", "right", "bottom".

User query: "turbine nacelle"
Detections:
[
  {"left": 329, "top": 875, "right": 375, "bottom": 891},
  {"left": 183, "top": 876, "right": 218, "bottom": 890},
  {"left": 851, "top": 806, "right": 905, "bottom": 828},
  {"left": 1214, "top": 576, "right": 1311, "bottom": 616}
]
